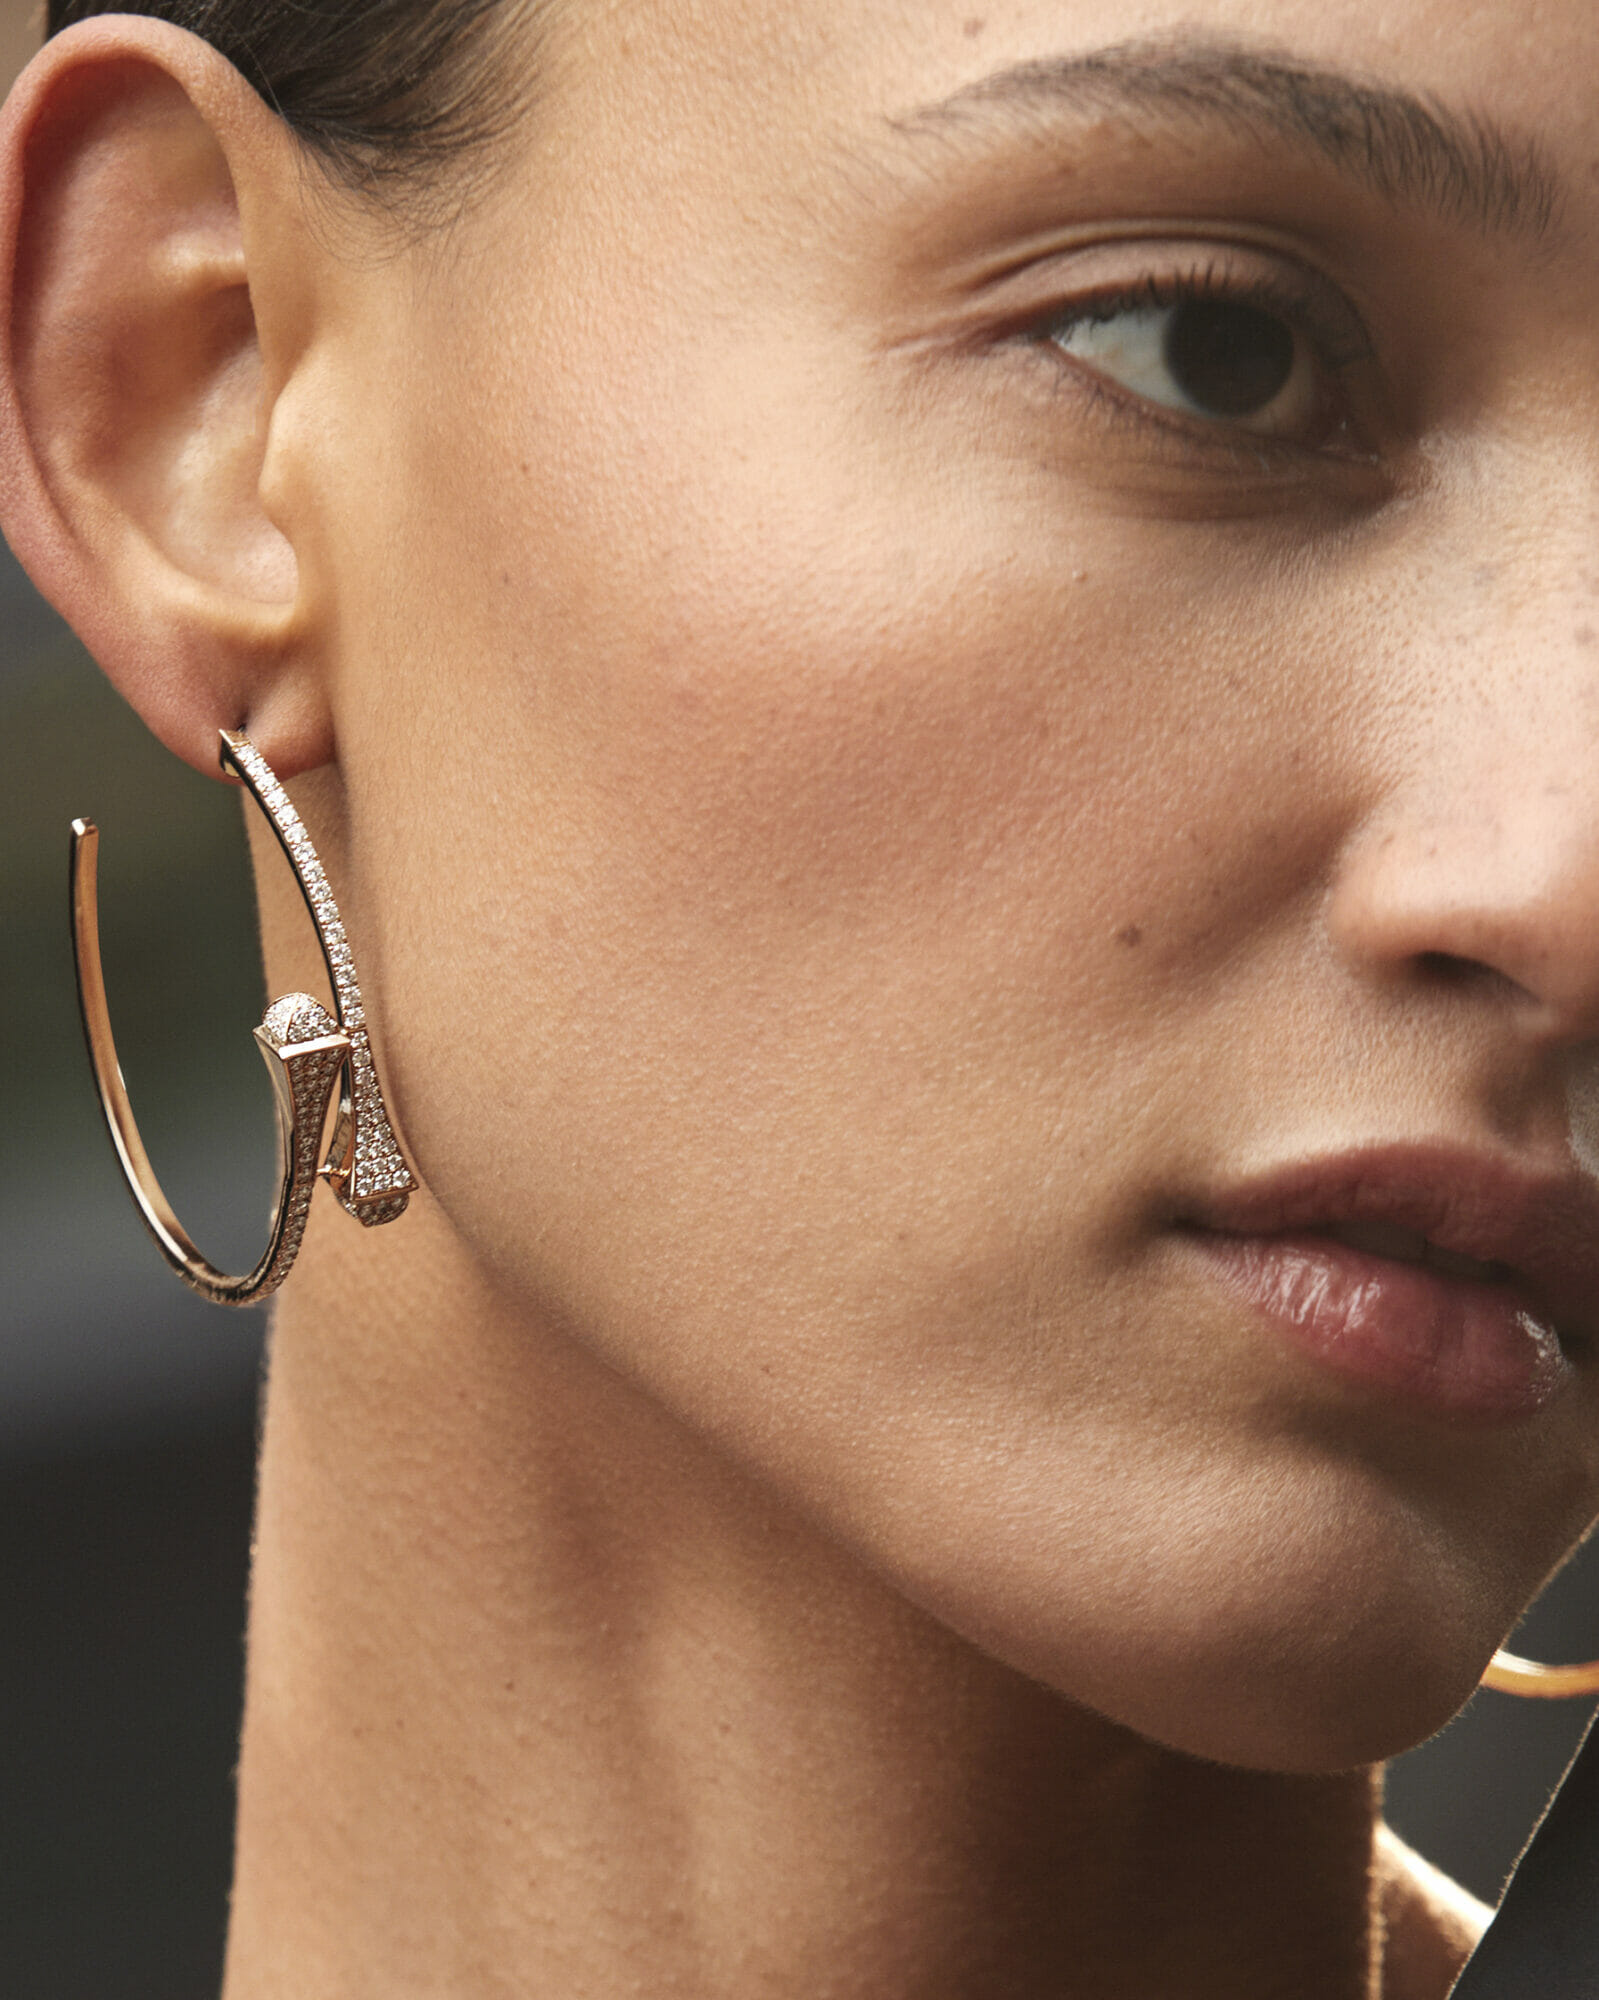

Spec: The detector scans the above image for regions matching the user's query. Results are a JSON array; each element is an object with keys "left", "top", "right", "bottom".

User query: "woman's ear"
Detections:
[{"left": 0, "top": 17, "right": 333, "bottom": 777}]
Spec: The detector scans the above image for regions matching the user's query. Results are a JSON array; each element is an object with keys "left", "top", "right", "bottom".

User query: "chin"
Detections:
[
  {"left": 1089, "top": 1628, "right": 1491, "bottom": 1776},
  {"left": 998, "top": 1589, "right": 1498, "bottom": 1775},
  {"left": 882, "top": 1440, "right": 1524, "bottom": 1776}
]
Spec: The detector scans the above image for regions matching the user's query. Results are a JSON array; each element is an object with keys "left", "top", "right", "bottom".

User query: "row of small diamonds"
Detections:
[
  {"left": 225, "top": 735, "right": 413, "bottom": 1204},
  {"left": 260, "top": 1042, "right": 345, "bottom": 1292},
  {"left": 346, "top": 1030, "right": 411, "bottom": 1200}
]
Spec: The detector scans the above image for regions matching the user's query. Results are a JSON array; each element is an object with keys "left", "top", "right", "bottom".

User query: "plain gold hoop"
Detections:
[
  {"left": 70, "top": 729, "right": 412, "bottom": 1306},
  {"left": 1481, "top": 1650, "right": 1599, "bottom": 1699}
]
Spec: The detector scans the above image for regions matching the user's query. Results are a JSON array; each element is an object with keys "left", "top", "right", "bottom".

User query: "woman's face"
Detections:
[{"left": 307, "top": 0, "right": 1599, "bottom": 1767}]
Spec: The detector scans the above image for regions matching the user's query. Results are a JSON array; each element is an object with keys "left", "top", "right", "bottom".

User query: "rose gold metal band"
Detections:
[
  {"left": 1481, "top": 1650, "right": 1599, "bottom": 1699},
  {"left": 68, "top": 730, "right": 411, "bottom": 1306}
]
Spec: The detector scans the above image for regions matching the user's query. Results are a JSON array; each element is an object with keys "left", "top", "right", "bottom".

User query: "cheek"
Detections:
[
  {"left": 341, "top": 247, "right": 1366, "bottom": 1187},
  {"left": 321, "top": 314, "right": 1599, "bottom": 1772},
  {"left": 349, "top": 349, "right": 1337, "bottom": 1390},
  {"left": 460, "top": 361, "right": 1321, "bottom": 997}
]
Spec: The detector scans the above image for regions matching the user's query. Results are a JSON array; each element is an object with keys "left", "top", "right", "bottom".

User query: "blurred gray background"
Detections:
[
  {"left": 3, "top": 530, "right": 272, "bottom": 1996},
  {"left": 5, "top": 2, "right": 1599, "bottom": 1993}
]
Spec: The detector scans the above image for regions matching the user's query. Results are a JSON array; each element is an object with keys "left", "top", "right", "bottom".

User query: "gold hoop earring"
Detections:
[
  {"left": 70, "top": 729, "right": 412, "bottom": 1306},
  {"left": 1482, "top": 1650, "right": 1599, "bottom": 1699}
]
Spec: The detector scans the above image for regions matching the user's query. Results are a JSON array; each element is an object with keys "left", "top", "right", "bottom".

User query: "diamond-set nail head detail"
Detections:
[
  {"left": 251, "top": 1005, "right": 349, "bottom": 1293},
  {"left": 260, "top": 993, "right": 339, "bottom": 1048},
  {"left": 221, "top": 732, "right": 413, "bottom": 1228}
]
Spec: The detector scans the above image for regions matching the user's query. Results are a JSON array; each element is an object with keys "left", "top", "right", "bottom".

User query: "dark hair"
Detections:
[{"left": 47, "top": 0, "right": 536, "bottom": 209}]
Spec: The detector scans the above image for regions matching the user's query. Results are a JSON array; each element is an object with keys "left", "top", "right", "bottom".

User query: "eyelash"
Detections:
[{"left": 1025, "top": 259, "right": 1379, "bottom": 460}]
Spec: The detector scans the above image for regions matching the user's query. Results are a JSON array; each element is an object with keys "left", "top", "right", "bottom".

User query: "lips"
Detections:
[{"left": 1181, "top": 1143, "right": 1599, "bottom": 1420}]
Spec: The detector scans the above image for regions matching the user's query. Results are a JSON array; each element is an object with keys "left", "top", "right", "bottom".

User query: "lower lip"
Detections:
[{"left": 1188, "top": 1231, "right": 1570, "bottom": 1422}]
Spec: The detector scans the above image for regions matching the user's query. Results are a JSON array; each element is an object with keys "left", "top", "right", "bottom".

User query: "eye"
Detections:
[{"left": 1048, "top": 293, "right": 1329, "bottom": 441}]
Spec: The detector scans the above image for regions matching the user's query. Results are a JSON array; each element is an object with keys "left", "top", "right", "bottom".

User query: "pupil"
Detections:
[{"left": 1163, "top": 301, "right": 1296, "bottom": 417}]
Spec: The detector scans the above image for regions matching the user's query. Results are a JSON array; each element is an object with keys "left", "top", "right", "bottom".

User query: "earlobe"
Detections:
[{"left": 0, "top": 19, "right": 332, "bottom": 777}]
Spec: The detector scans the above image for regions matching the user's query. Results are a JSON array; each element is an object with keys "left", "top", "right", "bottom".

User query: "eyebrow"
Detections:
[{"left": 901, "top": 34, "right": 1561, "bottom": 244}]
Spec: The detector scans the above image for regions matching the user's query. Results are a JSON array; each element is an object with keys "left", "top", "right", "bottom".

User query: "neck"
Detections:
[{"left": 223, "top": 1190, "right": 1387, "bottom": 2000}]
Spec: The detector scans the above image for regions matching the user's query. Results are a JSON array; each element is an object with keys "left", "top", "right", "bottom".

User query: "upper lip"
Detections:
[{"left": 1186, "top": 1142, "right": 1599, "bottom": 1351}]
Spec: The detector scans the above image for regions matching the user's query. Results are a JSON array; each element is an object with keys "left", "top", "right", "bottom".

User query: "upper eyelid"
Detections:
[
  {"left": 1038, "top": 265, "right": 1376, "bottom": 373},
  {"left": 913, "top": 232, "right": 1380, "bottom": 357}
]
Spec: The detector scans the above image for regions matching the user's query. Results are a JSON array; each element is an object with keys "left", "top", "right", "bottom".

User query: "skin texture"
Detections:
[{"left": 7, "top": 0, "right": 1599, "bottom": 1990}]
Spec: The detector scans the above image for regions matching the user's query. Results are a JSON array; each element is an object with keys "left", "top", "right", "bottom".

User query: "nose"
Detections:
[{"left": 1327, "top": 635, "right": 1599, "bottom": 1051}]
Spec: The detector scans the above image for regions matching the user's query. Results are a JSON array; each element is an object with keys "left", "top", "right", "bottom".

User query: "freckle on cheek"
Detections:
[{"left": 1115, "top": 925, "right": 1143, "bottom": 948}]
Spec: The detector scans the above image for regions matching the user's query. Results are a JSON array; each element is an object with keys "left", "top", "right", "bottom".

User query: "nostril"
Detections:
[
  {"left": 1415, "top": 950, "right": 1485, "bottom": 987},
  {"left": 1329, "top": 793, "right": 1599, "bottom": 1035},
  {"left": 1412, "top": 951, "right": 1523, "bottom": 1001}
]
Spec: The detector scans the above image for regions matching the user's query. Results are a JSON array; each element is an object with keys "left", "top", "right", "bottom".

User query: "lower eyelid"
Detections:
[{"left": 1020, "top": 330, "right": 1382, "bottom": 477}]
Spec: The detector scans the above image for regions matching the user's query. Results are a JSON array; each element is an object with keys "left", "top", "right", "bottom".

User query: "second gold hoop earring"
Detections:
[
  {"left": 1481, "top": 1648, "right": 1599, "bottom": 1699},
  {"left": 70, "top": 730, "right": 412, "bottom": 1306}
]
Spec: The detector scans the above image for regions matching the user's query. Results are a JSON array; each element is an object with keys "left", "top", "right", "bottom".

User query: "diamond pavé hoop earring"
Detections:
[{"left": 69, "top": 729, "right": 412, "bottom": 1306}]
